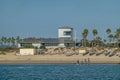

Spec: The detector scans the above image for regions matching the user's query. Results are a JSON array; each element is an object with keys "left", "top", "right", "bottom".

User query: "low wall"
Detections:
[{"left": 20, "top": 48, "right": 36, "bottom": 55}]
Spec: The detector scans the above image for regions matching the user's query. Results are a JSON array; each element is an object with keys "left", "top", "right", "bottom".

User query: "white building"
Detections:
[
  {"left": 18, "top": 27, "right": 78, "bottom": 48},
  {"left": 58, "top": 26, "right": 73, "bottom": 40}
]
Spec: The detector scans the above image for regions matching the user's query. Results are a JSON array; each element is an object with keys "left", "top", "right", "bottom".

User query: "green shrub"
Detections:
[{"left": 40, "top": 45, "right": 46, "bottom": 49}]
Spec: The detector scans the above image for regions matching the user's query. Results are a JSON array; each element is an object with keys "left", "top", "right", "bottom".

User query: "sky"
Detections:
[{"left": 0, "top": 0, "right": 120, "bottom": 40}]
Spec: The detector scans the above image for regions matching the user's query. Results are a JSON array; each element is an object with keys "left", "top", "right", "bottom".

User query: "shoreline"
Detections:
[{"left": 0, "top": 60, "right": 120, "bottom": 64}]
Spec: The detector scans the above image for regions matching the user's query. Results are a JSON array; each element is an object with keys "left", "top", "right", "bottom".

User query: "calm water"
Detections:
[{"left": 0, "top": 64, "right": 120, "bottom": 80}]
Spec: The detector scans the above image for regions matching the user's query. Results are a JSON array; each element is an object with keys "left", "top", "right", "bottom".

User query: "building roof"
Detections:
[
  {"left": 20, "top": 37, "right": 75, "bottom": 44},
  {"left": 40, "top": 38, "right": 59, "bottom": 43},
  {"left": 20, "top": 38, "right": 59, "bottom": 43},
  {"left": 59, "top": 26, "right": 73, "bottom": 29},
  {"left": 21, "top": 37, "right": 40, "bottom": 43}
]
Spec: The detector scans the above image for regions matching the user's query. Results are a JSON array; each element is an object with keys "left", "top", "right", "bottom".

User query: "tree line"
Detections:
[
  {"left": 0, "top": 36, "right": 22, "bottom": 48},
  {"left": 81, "top": 28, "right": 120, "bottom": 48}
]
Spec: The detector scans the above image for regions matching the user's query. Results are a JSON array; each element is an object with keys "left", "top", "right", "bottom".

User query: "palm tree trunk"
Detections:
[
  {"left": 82, "top": 39, "right": 84, "bottom": 47},
  {"left": 85, "top": 38, "right": 86, "bottom": 47}
]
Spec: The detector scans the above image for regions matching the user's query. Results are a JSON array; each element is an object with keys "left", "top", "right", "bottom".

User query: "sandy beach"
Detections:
[{"left": 0, "top": 52, "right": 120, "bottom": 64}]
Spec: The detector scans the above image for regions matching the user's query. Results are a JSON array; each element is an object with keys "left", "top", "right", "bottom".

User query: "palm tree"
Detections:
[
  {"left": 96, "top": 36, "right": 102, "bottom": 41},
  {"left": 106, "top": 28, "right": 112, "bottom": 43},
  {"left": 0, "top": 38, "right": 2, "bottom": 46},
  {"left": 16, "top": 36, "right": 22, "bottom": 47},
  {"left": 82, "top": 29, "right": 89, "bottom": 47},
  {"left": 95, "top": 36, "right": 103, "bottom": 46},
  {"left": 11, "top": 37, "right": 15, "bottom": 47},
  {"left": 92, "top": 29, "right": 98, "bottom": 46},
  {"left": 92, "top": 29, "right": 98, "bottom": 40},
  {"left": 16, "top": 36, "right": 22, "bottom": 44},
  {"left": 1, "top": 36, "right": 4, "bottom": 46},
  {"left": 7, "top": 37, "right": 11, "bottom": 46},
  {"left": 108, "top": 34, "right": 113, "bottom": 47},
  {"left": 115, "top": 28, "right": 120, "bottom": 39},
  {"left": 114, "top": 28, "right": 120, "bottom": 47},
  {"left": 1, "top": 36, "right": 7, "bottom": 46},
  {"left": 116, "top": 28, "right": 120, "bottom": 34},
  {"left": 108, "top": 34, "right": 113, "bottom": 43},
  {"left": 82, "top": 32, "right": 86, "bottom": 47},
  {"left": 113, "top": 33, "right": 119, "bottom": 47},
  {"left": 103, "top": 39, "right": 106, "bottom": 43},
  {"left": 103, "top": 39, "right": 107, "bottom": 47},
  {"left": 106, "top": 28, "right": 111, "bottom": 34}
]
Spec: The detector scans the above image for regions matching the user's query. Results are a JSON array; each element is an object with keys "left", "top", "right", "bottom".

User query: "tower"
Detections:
[{"left": 58, "top": 26, "right": 73, "bottom": 40}]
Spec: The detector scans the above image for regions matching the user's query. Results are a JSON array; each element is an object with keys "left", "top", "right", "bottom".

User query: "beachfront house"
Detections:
[
  {"left": 18, "top": 27, "right": 80, "bottom": 48},
  {"left": 18, "top": 38, "right": 77, "bottom": 48}
]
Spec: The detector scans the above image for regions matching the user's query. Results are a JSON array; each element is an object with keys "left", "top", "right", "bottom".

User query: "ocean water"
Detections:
[{"left": 0, "top": 64, "right": 120, "bottom": 80}]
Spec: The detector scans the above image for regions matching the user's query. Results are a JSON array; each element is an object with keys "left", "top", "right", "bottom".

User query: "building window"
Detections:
[
  {"left": 64, "top": 31, "right": 72, "bottom": 36},
  {"left": 21, "top": 43, "right": 32, "bottom": 47},
  {"left": 42, "top": 43, "right": 45, "bottom": 46}
]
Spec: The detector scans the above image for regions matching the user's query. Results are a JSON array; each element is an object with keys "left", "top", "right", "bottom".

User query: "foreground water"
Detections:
[{"left": 0, "top": 64, "right": 120, "bottom": 80}]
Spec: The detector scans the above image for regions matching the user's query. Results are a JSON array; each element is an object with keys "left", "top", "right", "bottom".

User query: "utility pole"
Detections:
[{"left": 74, "top": 29, "right": 76, "bottom": 51}]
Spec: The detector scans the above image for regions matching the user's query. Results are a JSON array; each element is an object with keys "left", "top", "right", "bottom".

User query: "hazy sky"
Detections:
[{"left": 0, "top": 0, "right": 120, "bottom": 40}]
